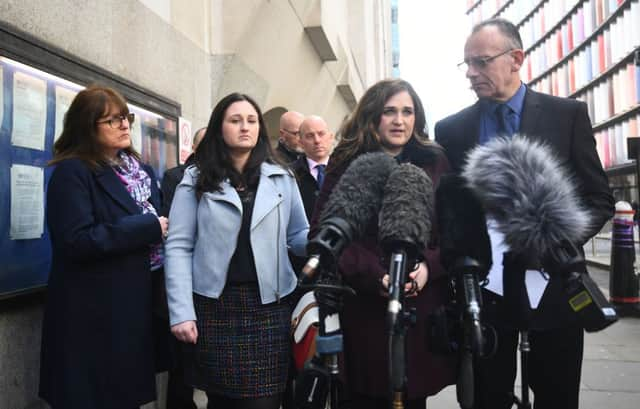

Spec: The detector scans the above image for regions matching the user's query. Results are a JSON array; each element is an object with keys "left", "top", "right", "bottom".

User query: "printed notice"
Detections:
[
  {"left": 54, "top": 86, "right": 77, "bottom": 141},
  {"left": 12, "top": 71, "right": 47, "bottom": 151},
  {"left": 178, "top": 116, "right": 193, "bottom": 164},
  {"left": 10, "top": 164, "right": 44, "bottom": 240}
]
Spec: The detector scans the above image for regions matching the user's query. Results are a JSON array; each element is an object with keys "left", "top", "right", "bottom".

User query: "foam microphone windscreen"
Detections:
[
  {"left": 462, "top": 136, "right": 591, "bottom": 260},
  {"left": 318, "top": 152, "right": 398, "bottom": 239},
  {"left": 378, "top": 163, "right": 433, "bottom": 252}
]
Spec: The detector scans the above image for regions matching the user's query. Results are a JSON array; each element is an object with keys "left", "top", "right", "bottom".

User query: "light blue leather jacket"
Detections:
[{"left": 164, "top": 162, "right": 309, "bottom": 326}]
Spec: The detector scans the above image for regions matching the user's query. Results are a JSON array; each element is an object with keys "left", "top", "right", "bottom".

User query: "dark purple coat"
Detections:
[{"left": 310, "top": 144, "right": 457, "bottom": 400}]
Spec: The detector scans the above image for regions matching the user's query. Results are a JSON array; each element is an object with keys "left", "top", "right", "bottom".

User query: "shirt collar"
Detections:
[
  {"left": 306, "top": 156, "right": 328, "bottom": 170},
  {"left": 480, "top": 82, "right": 526, "bottom": 115}
]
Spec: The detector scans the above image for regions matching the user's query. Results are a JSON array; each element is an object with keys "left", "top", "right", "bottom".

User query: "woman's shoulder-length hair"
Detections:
[{"left": 49, "top": 85, "right": 139, "bottom": 169}]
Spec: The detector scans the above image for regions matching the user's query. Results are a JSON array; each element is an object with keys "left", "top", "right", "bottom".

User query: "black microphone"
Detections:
[
  {"left": 435, "top": 174, "right": 494, "bottom": 409},
  {"left": 379, "top": 162, "right": 433, "bottom": 302},
  {"left": 463, "top": 136, "right": 616, "bottom": 332},
  {"left": 436, "top": 173, "right": 492, "bottom": 347},
  {"left": 300, "top": 152, "right": 398, "bottom": 283},
  {"left": 436, "top": 174, "right": 492, "bottom": 277},
  {"left": 378, "top": 163, "right": 433, "bottom": 406}
]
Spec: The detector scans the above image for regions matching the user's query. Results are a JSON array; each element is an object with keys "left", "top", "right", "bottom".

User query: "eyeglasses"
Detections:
[
  {"left": 96, "top": 113, "right": 135, "bottom": 129},
  {"left": 457, "top": 49, "right": 515, "bottom": 72},
  {"left": 282, "top": 128, "right": 300, "bottom": 137}
]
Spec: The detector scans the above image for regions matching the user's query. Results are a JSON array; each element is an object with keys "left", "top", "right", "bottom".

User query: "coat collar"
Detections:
[
  {"left": 206, "top": 162, "right": 288, "bottom": 225},
  {"left": 251, "top": 164, "right": 286, "bottom": 229},
  {"left": 94, "top": 166, "right": 140, "bottom": 214}
]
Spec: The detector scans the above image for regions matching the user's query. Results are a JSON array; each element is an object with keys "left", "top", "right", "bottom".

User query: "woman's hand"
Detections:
[
  {"left": 380, "top": 261, "right": 429, "bottom": 298},
  {"left": 171, "top": 320, "right": 198, "bottom": 344},
  {"left": 405, "top": 261, "right": 428, "bottom": 297},
  {"left": 158, "top": 216, "right": 169, "bottom": 239}
]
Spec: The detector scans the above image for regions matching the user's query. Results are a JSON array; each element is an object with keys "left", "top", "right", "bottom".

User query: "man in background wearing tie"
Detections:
[
  {"left": 284, "top": 115, "right": 334, "bottom": 409},
  {"left": 291, "top": 115, "right": 334, "bottom": 220},
  {"left": 435, "top": 18, "right": 614, "bottom": 409}
]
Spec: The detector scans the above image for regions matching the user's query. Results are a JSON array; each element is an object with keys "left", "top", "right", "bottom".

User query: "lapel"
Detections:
[
  {"left": 519, "top": 88, "right": 543, "bottom": 141},
  {"left": 294, "top": 156, "right": 312, "bottom": 178},
  {"left": 251, "top": 163, "right": 285, "bottom": 229},
  {"left": 207, "top": 180, "right": 242, "bottom": 211},
  {"left": 466, "top": 102, "right": 482, "bottom": 147},
  {"left": 94, "top": 166, "right": 140, "bottom": 214}
]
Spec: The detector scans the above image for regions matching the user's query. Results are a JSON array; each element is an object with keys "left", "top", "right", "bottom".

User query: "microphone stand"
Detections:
[
  {"left": 512, "top": 331, "right": 532, "bottom": 409},
  {"left": 386, "top": 248, "right": 417, "bottom": 409},
  {"left": 452, "top": 257, "right": 486, "bottom": 409},
  {"left": 297, "top": 270, "right": 355, "bottom": 409}
]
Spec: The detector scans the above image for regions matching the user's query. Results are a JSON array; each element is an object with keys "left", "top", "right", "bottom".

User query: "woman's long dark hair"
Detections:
[
  {"left": 328, "top": 78, "right": 441, "bottom": 172},
  {"left": 195, "top": 93, "right": 281, "bottom": 194},
  {"left": 50, "top": 85, "right": 139, "bottom": 169}
]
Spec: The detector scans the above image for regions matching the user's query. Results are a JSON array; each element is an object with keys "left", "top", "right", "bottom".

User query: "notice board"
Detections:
[{"left": 0, "top": 56, "right": 179, "bottom": 299}]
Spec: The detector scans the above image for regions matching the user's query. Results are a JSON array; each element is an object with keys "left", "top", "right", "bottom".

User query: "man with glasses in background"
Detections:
[
  {"left": 435, "top": 18, "right": 614, "bottom": 409},
  {"left": 277, "top": 111, "right": 304, "bottom": 163}
]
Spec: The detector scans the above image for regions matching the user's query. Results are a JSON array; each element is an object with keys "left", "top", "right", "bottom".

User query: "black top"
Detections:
[
  {"left": 159, "top": 153, "right": 195, "bottom": 217},
  {"left": 290, "top": 155, "right": 321, "bottom": 221},
  {"left": 227, "top": 183, "right": 259, "bottom": 284}
]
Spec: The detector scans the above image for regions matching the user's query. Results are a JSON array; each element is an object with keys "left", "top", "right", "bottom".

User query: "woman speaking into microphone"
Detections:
[{"left": 310, "top": 79, "right": 456, "bottom": 409}]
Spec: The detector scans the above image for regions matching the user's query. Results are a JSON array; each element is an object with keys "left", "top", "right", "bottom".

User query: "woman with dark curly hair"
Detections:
[{"left": 311, "top": 79, "right": 456, "bottom": 409}]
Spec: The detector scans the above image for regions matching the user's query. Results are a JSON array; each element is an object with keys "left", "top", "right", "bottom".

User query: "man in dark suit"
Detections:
[
  {"left": 159, "top": 126, "right": 205, "bottom": 409},
  {"left": 290, "top": 115, "right": 334, "bottom": 220},
  {"left": 276, "top": 111, "right": 304, "bottom": 163},
  {"left": 435, "top": 18, "right": 614, "bottom": 409}
]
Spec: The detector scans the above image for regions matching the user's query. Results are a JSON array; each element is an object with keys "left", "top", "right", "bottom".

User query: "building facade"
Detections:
[{"left": 0, "top": 1, "right": 393, "bottom": 407}]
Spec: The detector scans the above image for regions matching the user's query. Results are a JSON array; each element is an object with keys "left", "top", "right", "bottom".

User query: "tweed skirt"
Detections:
[{"left": 186, "top": 284, "right": 292, "bottom": 398}]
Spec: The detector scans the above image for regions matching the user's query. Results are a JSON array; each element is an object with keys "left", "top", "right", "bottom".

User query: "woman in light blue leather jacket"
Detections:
[{"left": 164, "top": 92, "right": 308, "bottom": 409}]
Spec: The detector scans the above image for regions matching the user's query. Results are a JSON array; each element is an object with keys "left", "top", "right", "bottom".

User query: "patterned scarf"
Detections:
[{"left": 112, "top": 151, "right": 164, "bottom": 270}]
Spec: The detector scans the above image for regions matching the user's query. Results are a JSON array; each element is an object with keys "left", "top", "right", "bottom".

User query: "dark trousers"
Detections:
[{"left": 474, "top": 324, "right": 584, "bottom": 409}]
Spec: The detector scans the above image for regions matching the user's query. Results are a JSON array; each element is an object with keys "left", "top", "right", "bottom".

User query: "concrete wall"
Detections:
[{"left": 0, "top": 1, "right": 391, "bottom": 407}]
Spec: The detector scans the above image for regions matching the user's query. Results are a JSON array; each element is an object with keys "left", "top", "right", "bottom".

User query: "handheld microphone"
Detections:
[
  {"left": 300, "top": 152, "right": 398, "bottom": 284},
  {"left": 378, "top": 163, "right": 433, "bottom": 406},
  {"left": 463, "top": 136, "right": 617, "bottom": 332},
  {"left": 379, "top": 163, "right": 433, "bottom": 311}
]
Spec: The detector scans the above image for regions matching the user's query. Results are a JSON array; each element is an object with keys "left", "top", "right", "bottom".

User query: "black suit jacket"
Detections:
[
  {"left": 435, "top": 88, "right": 615, "bottom": 329},
  {"left": 291, "top": 155, "right": 321, "bottom": 221},
  {"left": 289, "top": 156, "right": 320, "bottom": 272},
  {"left": 160, "top": 154, "right": 194, "bottom": 217}
]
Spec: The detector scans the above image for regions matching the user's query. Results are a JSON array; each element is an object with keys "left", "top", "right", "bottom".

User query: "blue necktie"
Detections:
[
  {"left": 315, "top": 164, "right": 325, "bottom": 188},
  {"left": 496, "top": 104, "right": 517, "bottom": 137}
]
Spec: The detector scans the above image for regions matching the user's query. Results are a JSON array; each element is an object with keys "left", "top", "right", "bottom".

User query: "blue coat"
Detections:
[
  {"left": 39, "top": 158, "right": 163, "bottom": 409},
  {"left": 164, "top": 162, "right": 309, "bottom": 326}
]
